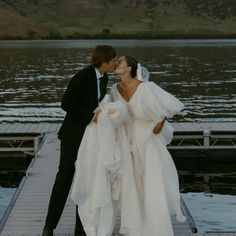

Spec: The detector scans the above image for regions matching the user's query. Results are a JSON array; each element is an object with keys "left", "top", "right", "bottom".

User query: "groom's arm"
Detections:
[{"left": 61, "top": 74, "right": 94, "bottom": 122}]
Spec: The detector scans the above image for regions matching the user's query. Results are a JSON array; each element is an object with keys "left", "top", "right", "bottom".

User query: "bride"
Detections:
[
  {"left": 71, "top": 55, "right": 185, "bottom": 236},
  {"left": 111, "top": 56, "right": 186, "bottom": 236}
]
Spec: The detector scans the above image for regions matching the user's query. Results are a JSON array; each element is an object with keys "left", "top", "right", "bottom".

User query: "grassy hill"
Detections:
[
  {"left": 0, "top": 0, "right": 236, "bottom": 39},
  {"left": 0, "top": 8, "right": 48, "bottom": 39}
]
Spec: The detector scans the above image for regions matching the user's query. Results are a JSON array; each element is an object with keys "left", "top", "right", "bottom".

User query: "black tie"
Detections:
[{"left": 99, "top": 76, "right": 104, "bottom": 102}]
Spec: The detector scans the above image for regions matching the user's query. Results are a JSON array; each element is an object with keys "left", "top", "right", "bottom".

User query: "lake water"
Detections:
[
  {"left": 0, "top": 39, "right": 236, "bottom": 122},
  {"left": 182, "top": 192, "right": 236, "bottom": 233},
  {"left": 0, "top": 39, "right": 236, "bottom": 232},
  {"left": 0, "top": 187, "right": 17, "bottom": 222}
]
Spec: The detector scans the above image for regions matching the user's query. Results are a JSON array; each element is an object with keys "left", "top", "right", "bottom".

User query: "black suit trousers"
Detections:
[{"left": 45, "top": 125, "right": 86, "bottom": 232}]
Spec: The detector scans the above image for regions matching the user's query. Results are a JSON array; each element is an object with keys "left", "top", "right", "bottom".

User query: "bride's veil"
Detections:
[{"left": 137, "top": 63, "right": 149, "bottom": 82}]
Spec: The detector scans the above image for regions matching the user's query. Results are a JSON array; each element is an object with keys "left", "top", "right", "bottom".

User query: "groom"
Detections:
[{"left": 42, "top": 45, "right": 117, "bottom": 236}]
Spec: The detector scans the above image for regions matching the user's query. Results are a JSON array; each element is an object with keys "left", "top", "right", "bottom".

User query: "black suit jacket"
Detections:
[{"left": 58, "top": 65, "right": 108, "bottom": 145}]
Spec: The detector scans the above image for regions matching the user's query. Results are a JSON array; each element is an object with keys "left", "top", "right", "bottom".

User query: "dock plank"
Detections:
[
  {"left": 0, "top": 132, "right": 75, "bottom": 235},
  {"left": 0, "top": 123, "right": 12, "bottom": 133}
]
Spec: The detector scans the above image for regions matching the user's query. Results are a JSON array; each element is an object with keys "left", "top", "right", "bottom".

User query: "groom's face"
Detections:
[{"left": 102, "top": 57, "right": 118, "bottom": 72}]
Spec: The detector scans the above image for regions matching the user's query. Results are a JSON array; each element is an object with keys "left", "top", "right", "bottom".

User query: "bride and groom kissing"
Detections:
[{"left": 42, "top": 45, "right": 185, "bottom": 236}]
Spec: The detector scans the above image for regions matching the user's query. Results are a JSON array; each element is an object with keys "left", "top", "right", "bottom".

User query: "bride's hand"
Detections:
[
  {"left": 153, "top": 118, "right": 166, "bottom": 134},
  {"left": 93, "top": 111, "right": 100, "bottom": 123}
]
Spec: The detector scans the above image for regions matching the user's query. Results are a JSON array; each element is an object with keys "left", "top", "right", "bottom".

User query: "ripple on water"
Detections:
[{"left": 0, "top": 44, "right": 236, "bottom": 122}]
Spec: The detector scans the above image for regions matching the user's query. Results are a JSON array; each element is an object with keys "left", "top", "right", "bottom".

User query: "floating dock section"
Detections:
[{"left": 0, "top": 122, "right": 235, "bottom": 236}]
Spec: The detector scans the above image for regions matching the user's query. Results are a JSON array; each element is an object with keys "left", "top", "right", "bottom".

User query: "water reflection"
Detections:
[
  {"left": 0, "top": 42, "right": 236, "bottom": 122},
  {"left": 182, "top": 192, "right": 236, "bottom": 233},
  {"left": 0, "top": 187, "right": 17, "bottom": 221}
]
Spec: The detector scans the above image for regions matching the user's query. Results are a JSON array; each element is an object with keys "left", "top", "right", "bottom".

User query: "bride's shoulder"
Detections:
[
  {"left": 141, "top": 82, "right": 169, "bottom": 98},
  {"left": 143, "top": 81, "right": 164, "bottom": 90},
  {"left": 145, "top": 81, "right": 158, "bottom": 86},
  {"left": 141, "top": 81, "right": 158, "bottom": 90}
]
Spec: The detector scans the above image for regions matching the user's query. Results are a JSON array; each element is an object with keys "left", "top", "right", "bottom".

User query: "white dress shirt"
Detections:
[{"left": 95, "top": 68, "right": 103, "bottom": 100}]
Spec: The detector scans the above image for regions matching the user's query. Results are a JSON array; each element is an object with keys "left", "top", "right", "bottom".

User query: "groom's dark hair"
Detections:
[
  {"left": 91, "top": 45, "right": 117, "bottom": 68},
  {"left": 125, "top": 56, "right": 138, "bottom": 78}
]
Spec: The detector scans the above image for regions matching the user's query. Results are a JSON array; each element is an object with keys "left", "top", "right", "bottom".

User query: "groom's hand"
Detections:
[{"left": 93, "top": 112, "right": 100, "bottom": 123}]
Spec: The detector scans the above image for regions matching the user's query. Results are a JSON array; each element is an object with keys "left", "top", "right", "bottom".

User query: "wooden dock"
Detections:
[{"left": 0, "top": 122, "right": 236, "bottom": 236}]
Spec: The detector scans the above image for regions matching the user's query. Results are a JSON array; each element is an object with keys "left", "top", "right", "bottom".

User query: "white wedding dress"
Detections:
[
  {"left": 71, "top": 95, "right": 142, "bottom": 236},
  {"left": 71, "top": 81, "right": 185, "bottom": 236},
  {"left": 109, "top": 81, "right": 186, "bottom": 236}
]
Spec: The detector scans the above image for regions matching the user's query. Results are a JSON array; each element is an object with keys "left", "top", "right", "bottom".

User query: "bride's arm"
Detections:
[{"left": 153, "top": 117, "right": 166, "bottom": 134}]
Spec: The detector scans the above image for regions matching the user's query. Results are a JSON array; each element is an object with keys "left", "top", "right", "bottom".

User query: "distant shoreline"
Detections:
[
  {"left": 1, "top": 38, "right": 236, "bottom": 49},
  {"left": 1, "top": 34, "right": 236, "bottom": 40}
]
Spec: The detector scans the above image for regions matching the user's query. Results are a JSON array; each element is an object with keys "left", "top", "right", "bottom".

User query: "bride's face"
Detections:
[{"left": 114, "top": 57, "right": 131, "bottom": 76}]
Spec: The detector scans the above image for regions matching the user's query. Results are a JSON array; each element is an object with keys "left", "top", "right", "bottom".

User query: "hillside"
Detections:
[
  {"left": 0, "top": 8, "right": 48, "bottom": 38},
  {"left": 0, "top": 0, "right": 236, "bottom": 39}
]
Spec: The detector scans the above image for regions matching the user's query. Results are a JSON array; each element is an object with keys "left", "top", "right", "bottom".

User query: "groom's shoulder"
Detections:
[{"left": 74, "top": 65, "right": 94, "bottom": 78}]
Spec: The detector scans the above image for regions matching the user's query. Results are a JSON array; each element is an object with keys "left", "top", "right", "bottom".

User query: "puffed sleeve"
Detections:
[
  {"left": 146, "top": 81, "right": 184, "bottom": 119},
  {"left": 140, "top": 82, "right": 184, "bottom": 145}
]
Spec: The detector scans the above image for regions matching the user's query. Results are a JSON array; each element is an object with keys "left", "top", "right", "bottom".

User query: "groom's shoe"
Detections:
[
  {"left": 74, "top": 228, "right": 86, "bottom": 236},
  {"left": 74, "top": 232, "right": 86, "bottom": 236},
  {"left": 42, "top": 226, "right": 53, "bottom": 236}
]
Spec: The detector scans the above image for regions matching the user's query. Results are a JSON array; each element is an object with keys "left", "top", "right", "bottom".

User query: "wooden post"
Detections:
[
  {"left": 34, "top": 136, "right": 40, "bottom": 154},
  {"left": 203, "top": 129, "right": 210, "bottom": 149}
]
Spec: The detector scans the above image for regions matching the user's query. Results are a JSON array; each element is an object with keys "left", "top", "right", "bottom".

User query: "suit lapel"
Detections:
[
  {"left": 99, "top": 73, "right": 108, "bottom": 102},
  {"left": 89, "top": 66, "right": 108, "bottom": 102},
  {"left": 89, "top": 66, "right": 98, "bottom": 101}
]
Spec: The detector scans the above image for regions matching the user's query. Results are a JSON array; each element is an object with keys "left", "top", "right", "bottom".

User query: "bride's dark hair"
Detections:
[{"left": 124, "top": 56, "right": 138, "bottom": 78}]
